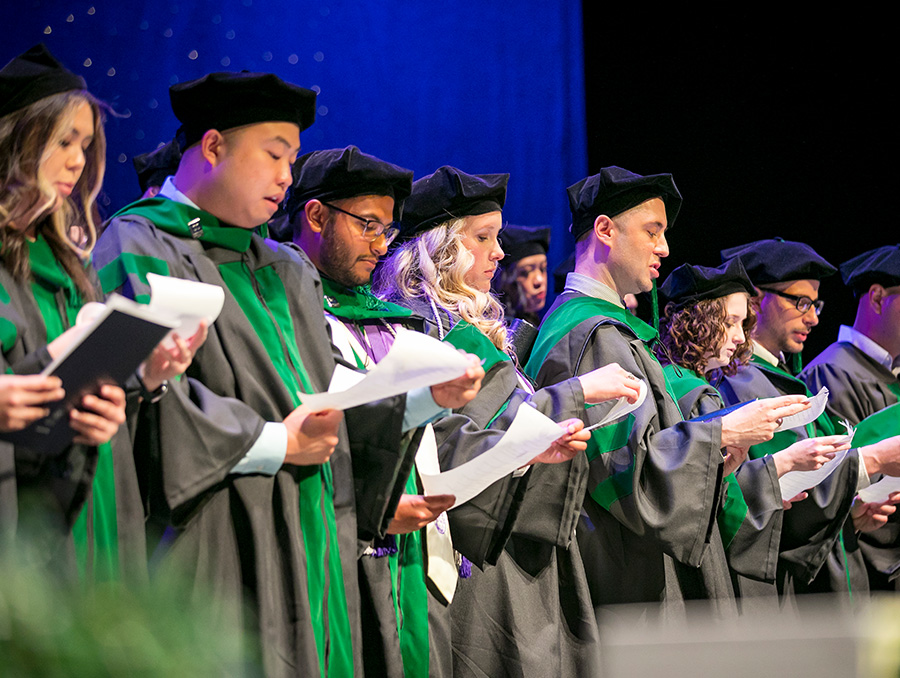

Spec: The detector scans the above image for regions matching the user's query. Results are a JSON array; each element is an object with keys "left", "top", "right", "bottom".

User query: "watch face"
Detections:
[{"left": 143, "top": 380, "right": 169, "bottom": 403}]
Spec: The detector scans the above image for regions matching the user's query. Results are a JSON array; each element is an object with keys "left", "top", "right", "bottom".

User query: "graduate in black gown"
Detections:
[
  {"left": 0, "top": 45, "right": 194, "bottom": 581},
  {"left": 285, "top": 147, "right": 608, "bottom": 677},
  {"left": 802, "top": 245, "right": 900, "bottom": 590},
  {"left": 525, "top": 168, "right": 823, "bottom": 621},
  {"left": 656, "top": 259, "right": 853, "bottom": 608},
  {"left": 719, "top": 238, "right": 900, "bottom": 601},
  {"left": 491, "top": 224, "right": 549, "bottom": 325},
  {"left": 94, "top": 73, "right": 487, "bottom": 677},
  {"left": 802, "top": 245, "right": 900, "bottom": 426},
  {"left": 374, "top": 165, "right": 642, "bottom": 677}
]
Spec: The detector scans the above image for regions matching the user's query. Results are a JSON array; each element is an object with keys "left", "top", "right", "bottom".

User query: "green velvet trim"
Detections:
[
  {"left": 717, "top": 472, "right": 749, "bottom": 551},
  {"left": 590, "top": 463, "right": 636, "bottom": 511},
  {"left": 525, "top": 295, "right": 656, "bottom": 381},
  {"left": 97, "top": 252, "right": 170, "bottom": 303},
  {"left": 527, "top": 295, "right": 684, "bottom": 418},
  {"left": 26, "top": 235, "right": 118, "bottom": 582},
  {"left": 585, "top": 414, "right": 635, "bottom": 462},
  {"left": 113, "top": 197, "right": 255, "bottom": 253},
  {"left": 72, "top": 442, "right": 119, "bottom": 581},
  {"left": 442, "top": 320, "right": 510, "bottom": 373},
  {"left": 387, "top": 471, "right": 430, "bottom": 678},
  {"left": 320, "top": 277, "right": 413, "bottom": 321},
  {"left": 0, "top": 279, "right": 17, "bottom": 353},
  {"left": 854, "top": 403, "right": 900, "bottom": 448},
  {"left": 216, "top": 259, "right": 352, "bottom": 676}
]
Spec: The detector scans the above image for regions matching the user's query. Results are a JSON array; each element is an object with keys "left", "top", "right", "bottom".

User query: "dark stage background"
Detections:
[
  {"left": 581, "top": 8, "right": 893, "bottom": 363},
  {"left": 5, "top": 4, "right": 892, "bottom": 364}
]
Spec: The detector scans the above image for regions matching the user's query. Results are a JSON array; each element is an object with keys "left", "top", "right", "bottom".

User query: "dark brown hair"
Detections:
[
  {"left": 492, "top": 261, "right": 540, "bottom": 325},
  {"left": 657, "top": 295, "right": 756, "bottom": 377}
]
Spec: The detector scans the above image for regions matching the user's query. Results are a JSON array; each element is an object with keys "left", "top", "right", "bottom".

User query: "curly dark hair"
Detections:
[{"left": 656, "top": 296, "right": 756, "bottom": 377}]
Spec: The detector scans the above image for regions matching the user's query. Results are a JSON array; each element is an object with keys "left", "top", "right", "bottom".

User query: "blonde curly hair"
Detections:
[{"left": 374, "top": 217, "right": 510, "bottom": 352}]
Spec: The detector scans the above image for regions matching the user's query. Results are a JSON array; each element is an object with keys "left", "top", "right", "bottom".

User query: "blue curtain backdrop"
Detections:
[{"left": 6, "top": 1, "right": 586, "bottom": 289}]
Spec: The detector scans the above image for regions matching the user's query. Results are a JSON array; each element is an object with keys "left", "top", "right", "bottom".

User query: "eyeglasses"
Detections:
[
  {"left": 322, "top": 202, "right": 400, "bottom": 245},
  {"left": 758, "top": 287, "right": 825, "bottom": 316}
]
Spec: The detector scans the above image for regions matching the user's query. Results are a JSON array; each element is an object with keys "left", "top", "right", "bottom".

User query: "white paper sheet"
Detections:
[
  {"left": 414, "top": 424, "right": 459, "bottom": 602},
  {"left": 583, "top": 379, "right": 648, "bottom": 432},
  {"left": 777, "top": 423, "right": 856, "bottom": 500},
  {"left": 300, "top": 329, "right": 471, "bottom": 412},
  {"left": 779, "top": 448, "right": 851, "bottom": 501},
  {"left": 419, "top": 402, "right": 565, "bottom": 508},
  {"left": 147, "top": 273, "right": 225, "bottom": 346},
  {"left": 774, "top": 386, "right": 829, "bottom": 433},
  {"left": 858, "top": 475, "right": 900, "bottom": 504},
  {"left": 327, "top": 363, "right": 367, "bottom": 392}
]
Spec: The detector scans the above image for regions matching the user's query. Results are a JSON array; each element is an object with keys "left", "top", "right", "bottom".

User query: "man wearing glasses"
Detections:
[
  {"left": 282, "top": 146, "right": 498, "bottom": 678},
  {"left": 717, "top": 238, "right": 897, "bottom": 602},
  {"left": 285, "top": 148, "right": 404, "bottom": 293},
  {"left": 801, "top": 245, "right": 900, "bottom": 592}
]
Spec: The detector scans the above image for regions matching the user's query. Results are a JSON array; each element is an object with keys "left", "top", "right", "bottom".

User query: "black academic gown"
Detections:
[
  {"left": 802, "top": 341, "right": 900, "bottom": 426},
  {"left": 1, "top": 268, "right": 94, "bottom": 572},
  {"left": 802, "top": 341, "right": 900, "bottom": 590},
  {"left": 667, "top": 371, "right": 785, "bottom": 611},
  {"left": 95, "top": 210, "right": 408, "bottom": 678},
  {"left": 719, "top": 359, "right": 865, "bottom": 601},
  {"left": 0, "top": 254, "right": 147, "bottom": 585},
  {"left": 320, "top": 294, "right": 529, "bottom": 678},
  {"left": 399, "top": 297, "right": 604, "bottom": 678},
  {"left": 526, "top": 291, "right": 735, "bottom": 619}
]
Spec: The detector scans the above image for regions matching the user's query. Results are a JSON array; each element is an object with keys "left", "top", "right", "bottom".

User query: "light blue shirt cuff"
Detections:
[
  {"left": 403, "top": 386, "right": 450, "bottom": 432},
  {"left": 231, "top": 422, "right": 287, "bottom": 475}
]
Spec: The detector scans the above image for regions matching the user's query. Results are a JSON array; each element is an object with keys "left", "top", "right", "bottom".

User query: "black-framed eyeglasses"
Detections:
[
  {"left": 322, "top": 202, "right": 400, "bottom": 245},
  {"left": 758, "top": 287, "right": 825, "bottom": 316}
]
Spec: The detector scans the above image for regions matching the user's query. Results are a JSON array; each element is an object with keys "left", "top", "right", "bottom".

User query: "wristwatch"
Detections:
[{"left": 138, "top": 377, "right": 169, "bottom": 403}]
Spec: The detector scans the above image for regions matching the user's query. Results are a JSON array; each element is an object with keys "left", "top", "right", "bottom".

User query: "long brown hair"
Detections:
[
  {"left": 0, "top": 90, "right": 106, "bottom": 301},
  {"left": 657, "top": 296, "right": 756, "bottom": 377}
]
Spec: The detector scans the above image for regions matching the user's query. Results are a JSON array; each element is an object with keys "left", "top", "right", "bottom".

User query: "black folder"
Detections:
[{"left": 0, "top": 296, "right": 177, "bottom": 456}]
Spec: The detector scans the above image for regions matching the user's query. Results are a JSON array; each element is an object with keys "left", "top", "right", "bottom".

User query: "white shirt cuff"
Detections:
[
  {"left": 403, "top": 386, "right": 450, "bottom": 432},
  {"left": 231, "top": 422, "right": 287, "bottom": 475},
  {"left": 855, "top": 447, "right": 872, "bottom": 492}
]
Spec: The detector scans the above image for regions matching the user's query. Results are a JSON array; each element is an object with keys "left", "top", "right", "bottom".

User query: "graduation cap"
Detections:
[
  {"left": 285, "top": 146, "right": 413, "bottom": 222},
  {"left": 399, "top": 166, "right": 508, "bottom": 240},
  {"left": 720, "top": 237, "right": 837, "bottom": 285},
  {"left": 840, "top": 244, "right": 900, "bottom": 293},
  {"left": 170, "top": 71, "right": 316, "bottom": 150},
  {"left": 133, "top": 138, "right": 182, "bottom": 194},
  {"left": 499, "top": 224, "right": 550, "bottom": 264},
  {"left": 0, "top": 44, "right": 86, "bottom": 119},
  {"left": 660, "top": 258, "right": 757, "bottom": 309},
  {"left": 566, "top": 166, "right": 682, "bottom": 241}
]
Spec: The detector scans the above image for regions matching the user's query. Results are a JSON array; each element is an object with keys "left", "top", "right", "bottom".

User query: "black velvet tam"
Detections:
[
  {"left": 566, "top": 166, "right": 682, "bottom": 241},
  {"left": 170, "top": 71, "right": 316, "bottom": 149},
  {"left": 500, "top": 224, "right": 550, "bottom": 264},
  {"left": 399, "top": 166, "right": 508, "bottom": 240},
  {"left": 840, "top": 244, "right": 900, "bottom": 293},
  {"left": 660, "top": 258, "right": 757, "bottom": 308},
  {"left": 286, "top": 146, "right": 413, "bottom": 222},
  {"left": 0, "top": 44, "right": 86, "bottom": 118},
  {"left": 133, "top": 138, "right": 182, "bottom": 194},
  {"left": 721, "top": 238, "right": 837, "bottom": 284}
]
